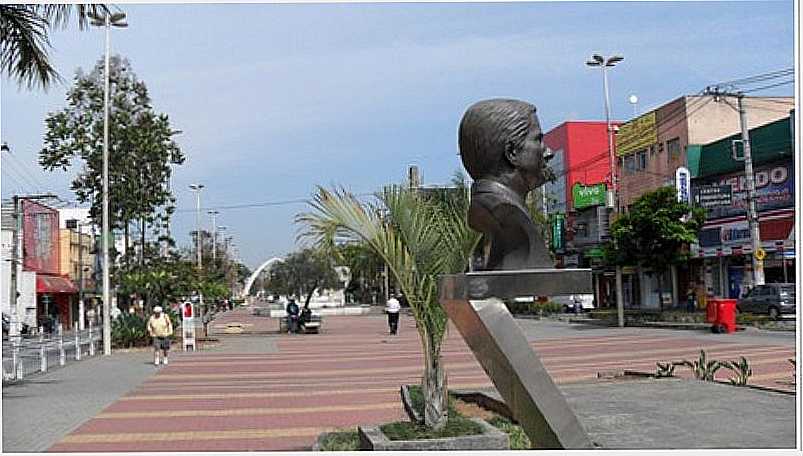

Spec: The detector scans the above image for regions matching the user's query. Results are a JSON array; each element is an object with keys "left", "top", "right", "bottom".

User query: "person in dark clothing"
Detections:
[{"left": 286, "top": 298, "right": 300, "bottom": 334}]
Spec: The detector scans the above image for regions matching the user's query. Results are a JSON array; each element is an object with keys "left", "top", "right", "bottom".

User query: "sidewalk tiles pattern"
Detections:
[{"left": 47, "top": 307, "right": 796, "bottom": 452}]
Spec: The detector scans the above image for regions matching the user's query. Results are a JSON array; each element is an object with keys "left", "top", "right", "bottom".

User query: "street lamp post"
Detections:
[
  {"left": 587, "top": 53, "right": 624, "bottom": 327},
  {"left": 88, "top": 10, "right": 127, "bottom": 356},
  {"left": 208, "top": 211, "right": 220, "bottom": 262},
  {"left": 189, "top": 184, "right": 205, "bottom": 270}
]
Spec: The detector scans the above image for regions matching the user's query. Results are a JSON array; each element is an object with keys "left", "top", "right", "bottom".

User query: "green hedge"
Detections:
[{"left": 505, "top": 301, "right": 563, "bottom": 315}]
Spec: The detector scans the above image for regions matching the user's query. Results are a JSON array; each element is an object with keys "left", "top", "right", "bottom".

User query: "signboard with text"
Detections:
[
  {"left": 696, "top": 162, "right": 794, "bottom": 220},
  {"left": 572, "top": 183, "right": 607, "bottom": 210},
  {"left": 692, "top": 184, "right": 733, "bottom": 209},
  {"left": 616, "top": 111, "right": 657, "bottom": 156},
  {"left": 675, "top": 167, "right": 690, "bottom": 204}
]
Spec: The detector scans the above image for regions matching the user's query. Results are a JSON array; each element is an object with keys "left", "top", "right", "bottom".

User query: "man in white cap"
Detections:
[{"left": 147, "top": 305, "right": 174, "bottom": 366}]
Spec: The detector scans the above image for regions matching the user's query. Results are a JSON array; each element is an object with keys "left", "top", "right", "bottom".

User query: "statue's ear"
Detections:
[{"left": 504, "top": 140, "right": 519, "bottom": 167}]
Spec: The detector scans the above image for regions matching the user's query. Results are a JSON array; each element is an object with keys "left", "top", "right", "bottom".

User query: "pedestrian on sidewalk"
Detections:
[
  {"left": 386, "top": 294, "right": 401, "bottom": 335},
  {"left": 147, "top": 306, "right": 173, "bottom": 366}
]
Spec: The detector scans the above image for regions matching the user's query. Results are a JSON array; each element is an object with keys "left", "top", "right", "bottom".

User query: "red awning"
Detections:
[{"left": 37, "top": 275, "right": 78, "bottom": 294}]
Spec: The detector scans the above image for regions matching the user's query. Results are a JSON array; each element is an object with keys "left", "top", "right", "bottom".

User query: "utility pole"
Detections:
[
  {"left": 736, "top": 94, "right": 765, "bottom": 286},
  {"left": 705, "top": 86, "right": 765, "bottom": 287}
]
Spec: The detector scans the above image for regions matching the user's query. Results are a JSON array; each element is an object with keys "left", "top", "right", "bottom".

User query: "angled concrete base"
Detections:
[
  {"left": 357, "top": 418, "right": 509, "bottom": 450},
  {"left": 439, "top": 269, "right": 595, "bottom": 449}
]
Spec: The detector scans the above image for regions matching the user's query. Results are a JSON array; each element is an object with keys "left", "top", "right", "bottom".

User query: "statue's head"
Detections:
[{"left": 458, "top": 99, "right": 552, "bottom": 191}]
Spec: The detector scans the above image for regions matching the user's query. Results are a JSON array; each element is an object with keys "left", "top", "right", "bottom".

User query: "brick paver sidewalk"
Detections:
[{"left": 46, "top": 308, "right": 795, "bottom": 452}]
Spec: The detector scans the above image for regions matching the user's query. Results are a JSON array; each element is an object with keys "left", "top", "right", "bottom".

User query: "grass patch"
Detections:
[
  {"left": 317, "top": 430, "right": 360, "bottom": 451},
  {"left": 381, "top": 414, "right": 484, "bottom": 441},
  {"left": 486, "top": 416, "right": 530, "bottom": 450}
]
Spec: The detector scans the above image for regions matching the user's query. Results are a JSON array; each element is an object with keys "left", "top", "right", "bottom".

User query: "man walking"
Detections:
[
  {"left": 386, "top": 294, "right": 401, "bottom": 335},
  {"left": 147, "top": 306, "right": 173, "bottom": 366}
]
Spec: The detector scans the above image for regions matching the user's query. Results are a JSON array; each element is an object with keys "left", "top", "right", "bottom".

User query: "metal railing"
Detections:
[{"left": 2, "top": 322, "right": 102, "bottom": 384}]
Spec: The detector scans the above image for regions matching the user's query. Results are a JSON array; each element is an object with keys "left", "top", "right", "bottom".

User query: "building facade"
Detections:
[
  {"left": 612, "top": 95, "right": 792, "bottom": 310},
  {"left": 690, "top": 113, "right": 795, "bottom": 300},
  {"left": 543, "top": 121, "right": 616, "bottom": 307}
]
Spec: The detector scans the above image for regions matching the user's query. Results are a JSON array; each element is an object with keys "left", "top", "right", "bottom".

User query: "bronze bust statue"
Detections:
[{"left": 459, "top": 99, "right": 554, "bottom": 270}]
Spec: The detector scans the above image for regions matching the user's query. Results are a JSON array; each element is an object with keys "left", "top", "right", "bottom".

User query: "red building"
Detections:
[
  {"left": 543, "top": 121, "right": 618, "bottom": 307},
  {"left": 22, "top": 199, "right": 77, "bottom": 330}
]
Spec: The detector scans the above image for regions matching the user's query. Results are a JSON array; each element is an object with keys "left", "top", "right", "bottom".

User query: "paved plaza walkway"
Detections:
[{"left": 2, "top": 305, "right": 795, "bottom": 452}]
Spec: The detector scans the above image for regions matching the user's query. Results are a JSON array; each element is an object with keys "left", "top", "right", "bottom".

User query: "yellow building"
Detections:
[{"left": 58, "top": 227, "right": 97, "bottom": 299}]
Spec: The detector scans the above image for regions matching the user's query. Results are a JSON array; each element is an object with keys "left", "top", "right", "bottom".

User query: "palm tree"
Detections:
[
  {"left": 298, "top": 184, "right": 480, "bottom": 430},
  {"left": 1, "top": 4, "right": 109, "bottom": 89}
]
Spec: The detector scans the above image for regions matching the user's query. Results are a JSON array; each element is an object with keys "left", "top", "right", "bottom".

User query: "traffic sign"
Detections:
[{"left": 754, "top": 248, "right": 766, "bottom": 261}]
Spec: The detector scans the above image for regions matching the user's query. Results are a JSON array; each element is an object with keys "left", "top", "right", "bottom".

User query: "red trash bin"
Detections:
[
  {"left": 706, "top": 299, "right": 719, "bottom": 323},
  {"left": 708, "top": 299, "right": 737, "bottom": 333}
]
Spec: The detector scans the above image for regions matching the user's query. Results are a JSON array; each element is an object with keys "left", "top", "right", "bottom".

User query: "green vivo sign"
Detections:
[{"left": 572, "top": 183, "right": 607, "bottom": 209}]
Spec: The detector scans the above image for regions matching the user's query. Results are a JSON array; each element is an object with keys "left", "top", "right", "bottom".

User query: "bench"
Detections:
[{"left": 278, "top": 314, "right": 322, "bottom": 334}]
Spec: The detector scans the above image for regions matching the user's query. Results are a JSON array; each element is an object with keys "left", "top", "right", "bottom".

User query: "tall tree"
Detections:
[
  {"left": 39, "top": 55, "right": 185, "bottom": 264},
  {"left": 269, "top": 248, "right": 339, "bottom": 309},
  {"left": 1, "top": 4, "right": 111, "bottom": 89},
  {"left": 604, "top": 186, "right": 705, "bottom": 310},
  {"left": 299, "top": 185, "right": 480, "bottom": 430}
]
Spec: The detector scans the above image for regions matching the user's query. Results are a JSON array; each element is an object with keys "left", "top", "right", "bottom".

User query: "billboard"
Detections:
[
  {"left": 572, "top": 183, "right": 607, "bottom": 210},
  {"left": 22, "top": 200, "right": 60, "bottom": 274},
  {"left": 616, "top": 111, "right": 657, "bottom": 157},
  {"left": 697, "top": 161, "right": 794, "bottom": 220}
]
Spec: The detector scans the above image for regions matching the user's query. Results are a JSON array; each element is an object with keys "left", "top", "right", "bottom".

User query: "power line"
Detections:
[
  {"left": 172, "top": 192, "right": 376, "bottom": 213},
  {"left": 742, "top": 79, "right": 794, "bottom": 94},
  {"left": 714, "top": 68, "right": 794, "bottom": 89}
]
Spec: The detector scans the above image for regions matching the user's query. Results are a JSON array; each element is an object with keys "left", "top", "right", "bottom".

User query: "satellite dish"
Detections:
[{"left": 629, "top": 95, "right": 639, "bottom": 104}]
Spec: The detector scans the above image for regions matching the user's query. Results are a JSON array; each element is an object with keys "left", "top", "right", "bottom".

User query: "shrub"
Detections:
[
  {"left": 317, "top": 430, "right": 360, "bottom": 451},
  {"left": 722, "top": 357, "right": 752, "bottom": 386},
  {"left": 655, "top": 362, "right": 677, "bottom": 378},
  {"left": 111, "top": 314, "right": 149, "bottom": 348},
  {"left": 678, "top": 349, "right": 722, "bottom": 381}
]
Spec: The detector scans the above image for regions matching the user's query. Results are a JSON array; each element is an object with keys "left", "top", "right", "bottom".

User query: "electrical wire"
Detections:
[
  {"left": 742, "top": 79, "right": 794, "bottom": 94},
  {"left": 715, "top": 68, "right": 794, "bottom": 88}
]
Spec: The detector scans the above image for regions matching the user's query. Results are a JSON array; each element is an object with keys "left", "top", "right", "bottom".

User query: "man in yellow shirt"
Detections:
[{"left": 147, "top": 306, "right": 173, "bottom": 366}]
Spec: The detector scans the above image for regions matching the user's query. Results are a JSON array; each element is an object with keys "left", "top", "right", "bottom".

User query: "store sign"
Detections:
[
  {"left": 698, "top": 162, "right": 794, "bottom": 220},
  {"left": 720, "top": 221, "right": 751, "bottom": 245},
  {"left": 572, "top": 183, "right": 607, "bottom": 209},
  {"left": 616, "top": 111, "right": 657, "bottom": 156},
  {"left": 675, "top": 167, "right": 690, "bottom": 204},
  {"left": 551, "top": 214, "right": 565, "bottom": 251},
  {"left": 692, "top": 184, "right": 733, "bottom": 208}
]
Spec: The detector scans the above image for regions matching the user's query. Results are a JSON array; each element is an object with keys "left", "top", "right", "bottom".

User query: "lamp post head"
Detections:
[{"left": 606, "top": 55, "right": 624, "bottom": 66}]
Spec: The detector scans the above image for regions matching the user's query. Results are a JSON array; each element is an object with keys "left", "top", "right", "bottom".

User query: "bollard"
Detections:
[
  {"left": 74, "top": 330, "right": 81, "bottom": 361},
  {"left": 12, "top": 342, "right": 21, "bottom": 380},
  {"left": 58, "top": 325, "right": 66, "bottom": 366},
  {"left": 38, "top": 327, "right": 43, "bottom": 340},
  {"left": 88, "top": 321, "right": 95, "bottom": 357},
  {"left": 40, "top": 344, "right": 47, "bottom": 373}
]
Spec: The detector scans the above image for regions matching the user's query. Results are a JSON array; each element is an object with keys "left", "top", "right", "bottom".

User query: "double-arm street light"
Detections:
[
  {"left": 586, "top": 53, "right": 624, "bottom": 327},
  {"left": 189, "top": 184, "right": 205, "bottom": 270},
  {"left": 88, "top": 10, "right": 127, "bottom": 356}
]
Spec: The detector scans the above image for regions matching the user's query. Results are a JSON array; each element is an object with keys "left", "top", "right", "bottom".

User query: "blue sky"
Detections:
[{"left": 1, "top": 1, "right": 795, "bottom": 269}]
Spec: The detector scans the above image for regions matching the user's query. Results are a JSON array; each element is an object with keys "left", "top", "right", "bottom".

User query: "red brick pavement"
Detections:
[{"left": 49, "top": 309, "right": 795, "bottom": 452}]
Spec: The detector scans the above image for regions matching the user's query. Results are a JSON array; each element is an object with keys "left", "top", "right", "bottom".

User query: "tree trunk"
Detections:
[
  {"left": 304, "top": 283, "right": 317, "bottom": 310},
  {"left": 421, "top": 331, "right": 448, "bottom": 430},
  {"left": 140, "top": 216, "right": 145, "bottom": 266},
  {"left": 656, "top": 270, "right": 664, "bottom": 312}
]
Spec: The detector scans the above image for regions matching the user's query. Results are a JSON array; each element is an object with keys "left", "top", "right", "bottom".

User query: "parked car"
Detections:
[
  {"left": 551, "top": 294, "right": 595, "bottom": 313},
  {"left": 737, "top": 283, "right": 795, "bottom": 319},
  {"left": 2, "top": 313, "right": 30, "bottom": 336}
]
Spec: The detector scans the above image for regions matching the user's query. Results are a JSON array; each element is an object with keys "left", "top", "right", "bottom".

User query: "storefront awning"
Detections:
[{"left": 37, "top": 275, "right": 78, "bottom": 294}]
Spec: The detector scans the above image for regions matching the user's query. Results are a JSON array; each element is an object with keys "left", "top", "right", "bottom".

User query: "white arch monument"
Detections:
[{"left": 241, "top": 257, "right": 284, "bottom": 299}]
